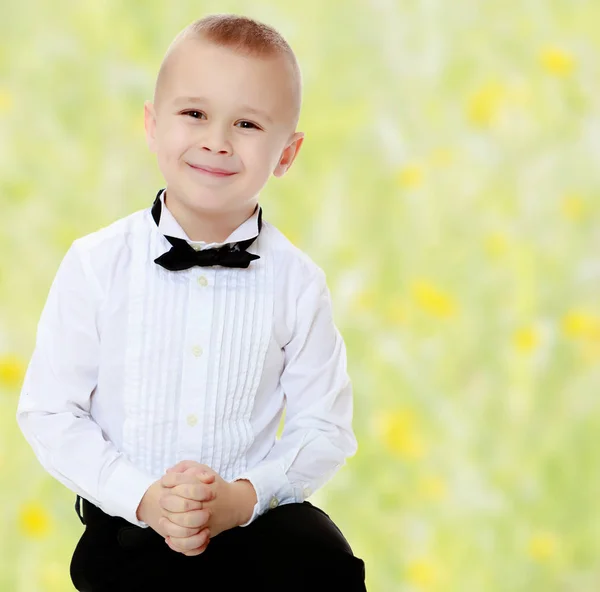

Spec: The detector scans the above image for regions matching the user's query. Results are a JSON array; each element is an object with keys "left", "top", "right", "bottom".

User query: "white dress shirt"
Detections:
[{"left": 16, "top": 189, "right": 357, "bottom": 528}]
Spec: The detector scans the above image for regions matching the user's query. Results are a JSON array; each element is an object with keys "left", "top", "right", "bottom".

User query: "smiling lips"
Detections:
[{"left": 187, "top": 163, "right": 237, "bottom": 177}]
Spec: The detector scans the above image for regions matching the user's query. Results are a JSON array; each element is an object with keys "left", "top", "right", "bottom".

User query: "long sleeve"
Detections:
[
  {"left": 232, "top": 267, "right": 358, "bottom": 526},
  {"left": 15, "top": 240, "right": 156, "bottom": 527}
]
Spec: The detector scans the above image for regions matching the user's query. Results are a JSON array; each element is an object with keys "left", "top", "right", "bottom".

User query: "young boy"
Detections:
[{"left": 16, "top": 13, "right": 366, "bottom": 591}]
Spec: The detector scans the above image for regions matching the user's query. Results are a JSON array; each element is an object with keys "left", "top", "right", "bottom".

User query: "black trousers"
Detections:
[{"left": 70, "top": 495, "right": 367, "bottom": 591}]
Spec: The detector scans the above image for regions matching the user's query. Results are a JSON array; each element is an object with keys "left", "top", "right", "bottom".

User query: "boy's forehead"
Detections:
[{"left": 155, "top": 38, "right": 300, "bottom": 124}]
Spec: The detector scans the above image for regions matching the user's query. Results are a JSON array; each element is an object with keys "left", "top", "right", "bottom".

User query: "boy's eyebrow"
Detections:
[{"left": 172, "top": 96, "right": 273, "bottom": 124}]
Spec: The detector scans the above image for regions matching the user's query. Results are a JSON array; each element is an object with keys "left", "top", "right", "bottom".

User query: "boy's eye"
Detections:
[
  {"left": 235, "top": 121, "right": 259, "bottom": 130},
  {"left": 183, "top": 110, "right": 206, "bottom": 119},
  {"left": 181, "top": 111, "right": 260, "bottom": 130}
]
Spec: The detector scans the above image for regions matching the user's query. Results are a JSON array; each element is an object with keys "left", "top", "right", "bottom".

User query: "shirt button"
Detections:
[
  {"left": 197, "top": 276, "right": 208, "bottom": 287},
  {"left": 191, "top": 345, "right": 203, "bottom": 357},
  {"left": 269, "top": 496, "right": 279, "bottom": 509},
  {"left": 186, "top": 414, "right": 198, "bottom": 427},
  {"left": 303, "top": 486, "right": 312, "bottom": 498}
]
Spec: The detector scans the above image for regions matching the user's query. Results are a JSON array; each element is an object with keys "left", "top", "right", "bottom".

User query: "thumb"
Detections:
[
  {"left": 188, "top": 467, "right": 216, "bottom": 483},
  {"left": 165, "top": 462, "right": 216, "bottom": 483},
  {"left": 166, "top": 460, "right": 200, "bottom": 474}
]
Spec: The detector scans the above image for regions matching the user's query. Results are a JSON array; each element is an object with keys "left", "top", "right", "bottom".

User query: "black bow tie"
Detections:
[{"left": 151, "top": 190, "right": 262, "bottom": 271}]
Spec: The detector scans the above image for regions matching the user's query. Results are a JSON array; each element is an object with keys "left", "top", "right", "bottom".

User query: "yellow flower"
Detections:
[
  {"left": 560, "top": 194, "right": 584, "bottom": 220},
  {"left": 418, "top": 474, "right": 447, "bottom": 501},
  {"left": 19, "top": 501, "right": 51, "bottom": 538},
  {"left": 411, "top": 280, "right": 457, "bottom": 318},
  {"left": 539, "top": 46, "right": 575, "bottom": 76},
  {"left": 582, "top": 340, "right": 600, "bottom": 363},
  {"left": 353, "top": 288, "right": 377, "bottom": 313},
  {"left": 562, "top": 310, "right": 600, "bottom": 340},
  {"left": 397, "top": 163, "right": 423, "bottom": 188},
  {"left": 467, "top": 81, "right": 506, "bottom": 127},
  {"left": 0, "top": 354, "right": 26, "bottom": 390},
  {"left": 41, "top": 561, "right": 69, "bottom": 590},
  {"left": 507, "top": 82, "right": 532, "bottom": 107},
  {"left": 384, "top": 299, "right": 407, "bottom": 325},
  {"left": 528, "top": 532, "right": 559, "bottom": 562},
  {"left": 377, "top": 409, "right": 426, "bottom": 460},
  {"left": 0, "top": 89, "right": 13, "bottom": 113},
  {"left": 513, "top": 326, "right": 540, "bottom": 353},
  {"left": 406, "top": 557, "right": 440, "bottom": 588},
  {"left": 429, "top": 148, "right": 454, "bottom": 167},
  {"left": 484, "top": 232, "right": 508, "bottom": 258}
]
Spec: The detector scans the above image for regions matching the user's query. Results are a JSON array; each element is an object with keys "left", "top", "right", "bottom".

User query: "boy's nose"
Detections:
[
  {"left": 199, "top": 126, "right": 232, "bottom": 155},
  {"left": 202, "top": 145, "right": 231, "bottom": 155}
]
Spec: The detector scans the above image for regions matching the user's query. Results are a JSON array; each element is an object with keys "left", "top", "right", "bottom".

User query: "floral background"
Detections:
[{"left": 1, "top": 1, "right": 599, "bottom": 590}]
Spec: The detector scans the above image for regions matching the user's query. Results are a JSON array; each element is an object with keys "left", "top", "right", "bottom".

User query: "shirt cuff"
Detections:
[
  {"left": 100, "top": 456, "right": 157, "bottom": 527},
  {"left": 232, "top": 461, "right": 299, "bottom": 527}
]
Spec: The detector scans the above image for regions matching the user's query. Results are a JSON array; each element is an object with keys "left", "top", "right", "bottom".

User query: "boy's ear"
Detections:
[
  {"left": 144, "top": 100, "right": 158, "bottom": 153},
  {"left": 273, "top": 132, "right": 304, "bottom": 178}
]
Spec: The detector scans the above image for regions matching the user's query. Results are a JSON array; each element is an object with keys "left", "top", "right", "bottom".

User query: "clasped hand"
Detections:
[{"left": 157, "top": 460, "right": 244, "bottom": 556}]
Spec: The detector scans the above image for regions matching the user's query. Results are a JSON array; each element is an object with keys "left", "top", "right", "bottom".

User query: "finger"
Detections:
[
  {"left": 166, "top": 460, "right": 202, "bottom": 473},
  {"left": 166, "top": 535, "right": 210, "bottom": 557},
  {"left": 160, "top": 516, "right": 208, "bottom": 539},
  {"left": 159, "top": 493, "right": 204, "bottom": 513},
  {"left": 163, "top": 508, "right": 211, "bottom": 529},
  {"left": 169, "top": 527, "right": 211, "bottom": 552},
  {"left": 166, "top": 461, "right": 212, "bottom": 474},
  {"left": 182, "top": 538, "right": 211, "bottom": 557},
  {"left": 188, "top": 469, "right": 216, "bottom": 483},
  {"left": 181, "top": 465, "right": 217, "bottom": 482},
  {"left": 162, "top": 469, "right": 202, "bottom": 485},
  {"left": 164, "top": 482, "right": 216, "bottom": 502},
  {"left": 161, "top": 472, "right": 213, "bottom": 489},
  {"left": 161, "top": 471, "right": 215, "bottom": 488},
  {"left": 160, "top": 517, "right": 198, "bottom": 538}
]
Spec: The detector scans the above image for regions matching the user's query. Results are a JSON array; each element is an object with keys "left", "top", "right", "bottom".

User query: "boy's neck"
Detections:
[{"left": 164, "top": 191, "right": 257, "bottom": 244}]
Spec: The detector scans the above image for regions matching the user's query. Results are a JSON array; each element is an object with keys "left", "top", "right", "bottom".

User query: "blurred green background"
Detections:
[{"left": 2, "top": 0, "right": 600, "bottom": 590}]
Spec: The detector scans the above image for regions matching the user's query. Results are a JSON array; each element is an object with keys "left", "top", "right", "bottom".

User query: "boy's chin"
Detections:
[
  {"left": 181, "top": 189, "right": 245, "bottom": 214},
  {"left": 166, "top": 181, "right": 256, "bottom": 213},
  {"left": 168, "top": 182, "right": 219, "bottom": 202}
]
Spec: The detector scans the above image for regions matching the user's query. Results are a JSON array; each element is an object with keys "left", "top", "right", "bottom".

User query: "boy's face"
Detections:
[{"left": 144, "top": 39, "right": 303, "bottom": 216}]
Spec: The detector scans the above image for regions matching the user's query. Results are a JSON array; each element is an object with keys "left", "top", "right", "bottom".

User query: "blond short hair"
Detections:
[{"left": 154, "top": 14, "right": 302, "bottom": 128}]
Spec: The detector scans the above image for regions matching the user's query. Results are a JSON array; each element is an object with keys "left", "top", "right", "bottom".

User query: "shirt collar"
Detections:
[{"left": 157, "top": 189, "right": 261, "bottom": 251}]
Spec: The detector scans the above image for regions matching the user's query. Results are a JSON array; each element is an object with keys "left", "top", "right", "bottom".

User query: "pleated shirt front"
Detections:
[{"left": 16, "top": 191, "right": 358, "bottom": 527}]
